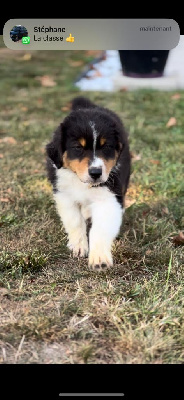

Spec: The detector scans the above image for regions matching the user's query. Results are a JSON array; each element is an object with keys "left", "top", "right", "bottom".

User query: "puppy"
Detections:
[{"left": 46, "top": 97, "right": 131, "bottom": 270}]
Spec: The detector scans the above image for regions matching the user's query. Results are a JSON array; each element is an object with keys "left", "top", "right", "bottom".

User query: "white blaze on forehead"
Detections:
[
  {"left": 89, "top": 121, "right": 104, "bottom": 170},
  {"left": 90, "top": 157, "right": 104, "bottom": 168},
  {"left": 89, "top": 121, "right": 98, "bottom": 156}
]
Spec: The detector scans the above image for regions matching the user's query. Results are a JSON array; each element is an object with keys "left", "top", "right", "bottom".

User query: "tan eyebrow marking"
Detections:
[
  {"left": 100, "top": 137, "right": 106, "bottom": 146},
  {"left": 79, "top": 137, "right": 86, "bottom": 147}
]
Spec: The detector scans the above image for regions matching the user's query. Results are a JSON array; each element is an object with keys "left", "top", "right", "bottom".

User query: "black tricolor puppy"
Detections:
[{"left": 46, "top": 96, "right": 131, "bottom": 270}]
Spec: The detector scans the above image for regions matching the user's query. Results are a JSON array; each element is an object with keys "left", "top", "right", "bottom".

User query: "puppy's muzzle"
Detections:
[{"left": 88, "top": 167, "right": 102, "bottom": 181}]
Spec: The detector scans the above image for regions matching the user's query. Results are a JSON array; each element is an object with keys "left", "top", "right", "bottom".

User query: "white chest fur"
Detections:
[
  {"left": 54, "top": 167, "right": 123, "bottom": 269},
  {"left": 55, "top": 167, "right": 115, "bottom": 210}
]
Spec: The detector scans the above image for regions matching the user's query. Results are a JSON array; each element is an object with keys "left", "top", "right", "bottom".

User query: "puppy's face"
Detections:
[{"left": 62, "top": 115, "right": 121, "bottom": 185}]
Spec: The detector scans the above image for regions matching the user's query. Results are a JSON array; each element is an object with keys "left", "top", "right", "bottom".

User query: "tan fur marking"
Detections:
[
  {"left": 102, "top": 151, "right": 119, "bottom": 175},
  {"left": 62, "top": 151, "right": 70, "bottom": 168},
  {"left": 69, "top": 158, "right": 89, "bottom": 176},
  {"left": 63, "top": 151, "right": 89, "bottom": 180},
  {"left": 103, "top": 159, "right": 117, "bottom": 175},
  {"left": 100, "top": 137, "right": 106, "bottom": 146},
  {"left": 79, "top": 137, "right": 86, "bottom": 147}
]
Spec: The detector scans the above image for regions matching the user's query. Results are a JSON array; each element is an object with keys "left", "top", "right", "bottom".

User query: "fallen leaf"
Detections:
[
  {"left": 130, "top": 152, "right": 141, "bottom": 161},
  {"left": 0, "top": 153, "right": 4, "bottom": 158},
  {"left": 23, "top": 121, "right": 30, "bottom": 126},
  {"left": 145, "top": 249, "right": 152, "bottom": 255},
  {"left": 86, "top": 67, "right": 102, "bottom": 79},
  {"left": 85, "top": 50, "right": 105, "bottom": 58},
  {"left": 0, "top": 136, "right": 17, "bottom": 144},
  {"left": 171, "top": 93, "right": 181, "bottom": 100},
  {"left": 166, "top": 117, "right": 177, "bottom": 128},
  {"left": 0, "top": 288, "right": 9, "bottom": 297},
  {"left": 93, "top": 69, "right": 102, "bottom": 77},
  {"left": 0, "top": 197, "right": 9, "bottom": 202},
  {"left": 23, "top": 53, "right": 32, "bottom": 61},
  {"left": 61, "top": 103, "right": 71, "bottom": 112},
  {"left": 37, "top": 98, "right": 43, "bottom": 106},
  {"left": 20, "top": 106, "right": 28, "bottom": 112},
  {"left": 35, "top": 75, "right": 56, "bottom": 87},
  {"left": 19, "top": 53, "right": 32, "bottom": 61},
  {"left": 119, "top": 87, "right": 128, "bottom": 92},
  {"left": 124, "top": 197, "right": 136, "bottom": 208},
  {"left": 68, "top": 60, "right": 84, "bottom": 67},
  {"left": 172, "top": 232, "right": 184, "bottom": 246},
  {"left": 162, "top": 207, "right": 169, "bottom": 215},
  {"left": 150, "top": 159, "right": 161, "bottom": 165},
  {"left": 142, "top": 209, "right": 150, "bottom": 217}
]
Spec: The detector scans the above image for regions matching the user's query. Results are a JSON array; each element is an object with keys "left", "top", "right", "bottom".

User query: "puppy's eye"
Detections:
[
  {"left": 103, "top": 144, "right": 113, "bottom": 149},
  {"left": 72, "top": 145, "right": 83, "bottom": 150}
]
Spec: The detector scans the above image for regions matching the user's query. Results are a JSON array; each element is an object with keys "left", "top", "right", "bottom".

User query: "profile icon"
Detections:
[{"left": 10, "top": 25, "right": 28, "bottom": 42}]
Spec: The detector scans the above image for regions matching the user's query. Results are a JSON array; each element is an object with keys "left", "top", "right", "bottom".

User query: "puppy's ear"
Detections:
[
  {"left": 114, "top": 123, "right": 129, "bottom": 154},
  {"left": 46, "top": 123, "right": 64, "bottom": 169},
  {"left": 114, "top": 130, "right": 124, "bottom": 154}
]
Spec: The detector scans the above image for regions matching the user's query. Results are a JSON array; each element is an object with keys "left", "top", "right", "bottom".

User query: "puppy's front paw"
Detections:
[
  {"left": 68, "top": 236, "right": 88, "bottom": 258},
  {"left": 88, "top": 245, "right": 113, "bottom": 271}
]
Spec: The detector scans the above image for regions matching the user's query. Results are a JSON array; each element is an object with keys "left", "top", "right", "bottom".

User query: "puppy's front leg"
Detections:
[
  {"left": 88, "top": 197, "right": 124, "bottom": 270},
  {"left": 54, "top": 193, "right": 88, "bottom": 257}
]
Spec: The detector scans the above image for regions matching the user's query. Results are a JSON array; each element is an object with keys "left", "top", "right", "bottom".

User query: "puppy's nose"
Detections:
[{"left": 88, "top": 167, "right": 102, "bottom": 180}]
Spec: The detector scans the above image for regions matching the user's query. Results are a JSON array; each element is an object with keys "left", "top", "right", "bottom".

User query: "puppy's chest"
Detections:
[{"left": 56, "top": 168, "right": 113, "bottom": 207}]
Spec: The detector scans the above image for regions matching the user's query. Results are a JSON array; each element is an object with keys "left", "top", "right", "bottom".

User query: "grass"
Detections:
[{"left": 0, "top": 39, "right": 184, "bottom": 364}]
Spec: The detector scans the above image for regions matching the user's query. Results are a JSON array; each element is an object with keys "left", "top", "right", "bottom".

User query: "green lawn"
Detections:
[{"left": 0, "top": 41, "right": 184, "bottom": 363}]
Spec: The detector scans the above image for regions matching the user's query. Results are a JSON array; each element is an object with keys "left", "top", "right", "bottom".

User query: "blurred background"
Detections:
[{"left": 75, "top": 37, "right": 184, "bottom": 91}]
